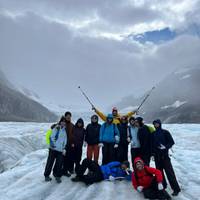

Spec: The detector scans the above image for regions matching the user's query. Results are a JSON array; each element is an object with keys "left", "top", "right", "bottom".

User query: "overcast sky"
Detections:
[{"left": 0, "top": 0, "right": 200, "bottom": 111}]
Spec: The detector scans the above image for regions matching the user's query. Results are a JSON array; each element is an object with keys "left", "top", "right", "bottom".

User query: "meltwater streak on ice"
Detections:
[{"left": 0, "top": 123, "right": 200, "bottom": 200}]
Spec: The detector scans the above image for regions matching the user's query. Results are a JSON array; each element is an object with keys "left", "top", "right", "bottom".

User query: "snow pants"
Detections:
[
  {"left": 76, "top": 158, "right": 104, "bottom": 185},
  {"left": 44, "top": 149, "right": 63, "bottom": 178},
  {"left": 155, "top": 152, "right": 181, "bottom": 192},
  {"left": 63, "top": 145, "right": 75, "bottom": 174},
  {"left": 73, "top": 146, "right": 83, "bottom": 173},
  {"left": 87, "top": 144, "right": 99, "bottom": 163},
  {"left": 116, "top": 143, "right": 128, "bottom": 163},
  {"left": 143, "top": 179, "right": 171, "bottom": 199},
  {"left": 102, "top": 142, "right": 115, "bottom": 165},
  {"left": 131, "top": 148, "right": 141, "bottom": 167}
]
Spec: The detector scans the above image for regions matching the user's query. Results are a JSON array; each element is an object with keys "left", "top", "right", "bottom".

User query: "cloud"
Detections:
[{"left": 0, "top": 1, "right": 200, "bottom": 110}]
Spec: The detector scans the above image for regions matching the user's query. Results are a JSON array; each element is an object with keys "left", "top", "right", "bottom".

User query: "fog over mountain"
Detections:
[
  {"left": 116, "top": 66, "right": 200, "bottom": 123},
  {"left": 0, "top": 69, "right": 57, "bottom": 122}
]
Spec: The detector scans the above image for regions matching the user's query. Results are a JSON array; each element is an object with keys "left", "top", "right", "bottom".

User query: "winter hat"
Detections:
[
  {"left": 134, "top": 157, "right": 144, "bottom": 167},
  {"left": 112, "top": 107, "right": 118, "bottom": 112},
  {"left": 135, "top": 117, "right": 143, "bottom": 123},
  {"left": 59, "top": 116, "right": 66, "bottom": 124},
  {"left": 153, "top": 119, "right": 162, "bottom": 126},
  {"left": 76, "top": 118, "right": 84, "bottom": 128},
  {"left": 107, "top": 114, "right": 113, "bottom": 119},
  {"left": 122, "top": 161, "right": 130, "bottom": 168},
  {"left": 135, "top": 117, "right": 144, "bottom": 127}
]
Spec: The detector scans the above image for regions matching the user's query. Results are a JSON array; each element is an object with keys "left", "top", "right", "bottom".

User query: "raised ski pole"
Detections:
[
  {"left": 78, "top": 86, "right": 94, "bottom": 108},
  {"left": 137, "top": 86, "right": 155, "bottom": 112}
]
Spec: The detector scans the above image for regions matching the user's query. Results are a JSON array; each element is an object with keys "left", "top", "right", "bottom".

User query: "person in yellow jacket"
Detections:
[{"left": 93, "top": 106, "right": 136, "bottom": 124}]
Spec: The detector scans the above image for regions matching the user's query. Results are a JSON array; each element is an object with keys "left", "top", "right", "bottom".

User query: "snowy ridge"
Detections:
[
  {"left": 161, "top": 101, "right": 187, "bottom": 109},
  {"left": 0, "top": 123, "right": 200, "bottom": 200}
]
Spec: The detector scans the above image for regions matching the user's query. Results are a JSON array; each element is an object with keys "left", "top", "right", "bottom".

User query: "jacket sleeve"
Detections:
[
  {"left": 132, "top": 173, "right": 138, "bottom": 189},
  {"left": 115, "top": 125, "right": 120, "bottom": 143},
  {"left": 165, "top": 130, "right": 175, "bottom": 149},
  {"left": 99, "top": 124, "right": 104, "bottom": 143},
  {"left": 145, "top": 167, "right": 163, "bottom": 183},
  {"left": 85, "top": 125, "right": 89, "bottom": 143},
  {"left": 46, "top": 129, "right": 52, "bottom": 145},
  {"left": 95, "top": 108, "right": 107, "bottom": 122},
  {"left": 63, "top": 129, "right": 67, "bottom": 150},
  {"left": 107, "top": 161, "right": 121, "bottom": 168},
  {"left": 125, "top": 111, "right": 136, "bottom": 118}
]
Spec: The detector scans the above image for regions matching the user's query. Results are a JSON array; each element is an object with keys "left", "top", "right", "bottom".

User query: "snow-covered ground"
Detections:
[{"left": 0, "top": 123, "right": 200, "bottom": 200}]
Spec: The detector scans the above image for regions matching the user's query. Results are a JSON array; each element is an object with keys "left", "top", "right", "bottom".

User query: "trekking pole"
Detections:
[
  {"left": 78, "top": 86, "right": 95, "bottom": 107},
  {"left": 137, "top": 86, "right": 155, "bottom": 112}
]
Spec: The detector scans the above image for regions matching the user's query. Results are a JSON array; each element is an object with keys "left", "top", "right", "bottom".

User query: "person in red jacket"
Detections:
[{"left": 132, "top": 157, "right": 171, "bottom": 200}]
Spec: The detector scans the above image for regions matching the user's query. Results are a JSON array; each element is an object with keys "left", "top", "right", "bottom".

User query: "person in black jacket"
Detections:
[
  {"left": 116, "top": 116, "right": 129, "bottom": 162},
  {"left": 135, "top": 117, "right": 152, "bottom": 166},
  {"left": 73, "top": 118, "right": 86, "bottom": 173},
  {"left": 152, "top": 119, "right": 181, "bottom": 196},
  {"left": 85, "top": 115, "right": 101, "bottom": 163}
]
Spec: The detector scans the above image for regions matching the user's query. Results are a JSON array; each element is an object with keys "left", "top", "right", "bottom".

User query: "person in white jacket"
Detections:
[
  {"left": 44, "top": 116, "right": 67, "bottom": 183},
  {"left": 127, "top": 117, "right": 141, "bottom": 168}
]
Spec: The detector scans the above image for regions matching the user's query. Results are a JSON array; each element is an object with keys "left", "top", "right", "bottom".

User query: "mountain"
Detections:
[
  {"left": 0, "top": 69, "right": 57, "bottom": 122},
  {"left": 116, "top": 66, "right": 200, "bottom": 123}
]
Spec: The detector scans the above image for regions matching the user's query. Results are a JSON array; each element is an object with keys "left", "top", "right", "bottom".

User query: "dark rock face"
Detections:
[{"left": 0, "top": 69, "right": 57, "bottom": 122}]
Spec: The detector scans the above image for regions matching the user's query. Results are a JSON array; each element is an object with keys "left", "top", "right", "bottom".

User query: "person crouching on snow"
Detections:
[
  {"left": 132, "top": 157, "right": 171, "bottom": 200},
  {"left": 71, "top": 158, "right": 131, "bottom": 185},
  {"left": 44, "top": 116, "right": 67, "bottom": 183}
]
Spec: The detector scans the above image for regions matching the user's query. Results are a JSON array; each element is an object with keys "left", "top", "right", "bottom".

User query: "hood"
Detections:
[
  {"left": 135, "top": 117, "right": 144, "bottom": 127},
  {"left": 91, "top": 114, "right": 99, "bottom": 124},
  {"left": 75, "top": 118, "right": 84, "bottom": 128},
  {"left": 134, "top": 157, "right": 144, "bottom": 167},
  {"left": 106, "top": 114, "right": 113, "bottom": 119},
  {"left": 153, "top": 119, "right": 162, "bottom": 128}
]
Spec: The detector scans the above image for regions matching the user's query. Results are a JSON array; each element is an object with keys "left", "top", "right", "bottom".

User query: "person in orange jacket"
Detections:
[
  {"left": 132, "top": 157, "right": 171, "bottom": 200},
  {"left": 93, "top": 106, "right": 136, "bottom": 124}
]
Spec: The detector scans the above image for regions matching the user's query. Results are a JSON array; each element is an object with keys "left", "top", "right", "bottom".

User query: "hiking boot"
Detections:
[
  {"left": 63, "top": 171, "right": 71, "bottom": 177},
  {"left": 55, "top": 177, "right": 62, "bottom": 183},
  {"left": 71, "top": 176, "right": 81, "bottom": 182},
  {"left": 171, "top": 191, "right": 180, "bottom": 196},
  {"left": 45, "top": 176, "right": 52, "bottom": 182}
]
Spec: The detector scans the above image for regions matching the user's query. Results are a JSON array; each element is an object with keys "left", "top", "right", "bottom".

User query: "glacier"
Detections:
[{"left": 0, "top": 122, "right": 200, "bottom": 200}]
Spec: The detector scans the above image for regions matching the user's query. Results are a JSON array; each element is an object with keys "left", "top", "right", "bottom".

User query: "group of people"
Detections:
[{"left": 44, "top": 107, "right": 181, "bottom": 200}]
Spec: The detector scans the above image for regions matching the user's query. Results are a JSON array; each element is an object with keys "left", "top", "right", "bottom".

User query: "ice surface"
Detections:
[{"left": 0, "top": 123, "right": 200, "bottom": 200}]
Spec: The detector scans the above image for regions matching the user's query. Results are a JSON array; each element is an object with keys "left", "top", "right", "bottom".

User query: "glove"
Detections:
[
  {"left": 98, "top": 143, "right": 104, "bottom": 148},
  {"left": 114, "top": 144, "right": 119, "bottom": 148},
  {"left": 62, "top": 149, "right": 66, "bottom": 156},
  {"left": 159, "top": 144, "right": 166, "bottom": 150},
  {"left": 83, "top": 141, "right": 87, "bottom": 147},
  {"left": 115, "top": 135, "right": 120, "bottom": 143},
  {"left": 158, "top": 182, "right": 164, "bottom": 190},
  {"left": 134, "top": 109, "right": 139, "bottom": 115},
  {"left": 137, "top": 186, "right": 144, "bottom": 193},
  {"left": 127, "top": 137, "right": 131, "bottom": 143},
  {"left": 109, "top": 176, "right": 115, "bottom": 181},
  {"left": 151, "top": 156, "right": 155, "bottom": 161}
]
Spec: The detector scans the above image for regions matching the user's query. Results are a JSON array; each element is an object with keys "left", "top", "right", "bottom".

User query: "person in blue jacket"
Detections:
[
  {"left": 44, "top": 116, "right": 67, "bottom": 183},
  {"left": 99, "top": 114, "right": 120, "bottom": 164},
  {"left": 71, "top": 158, "right": 131, "bottom": 185}
]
